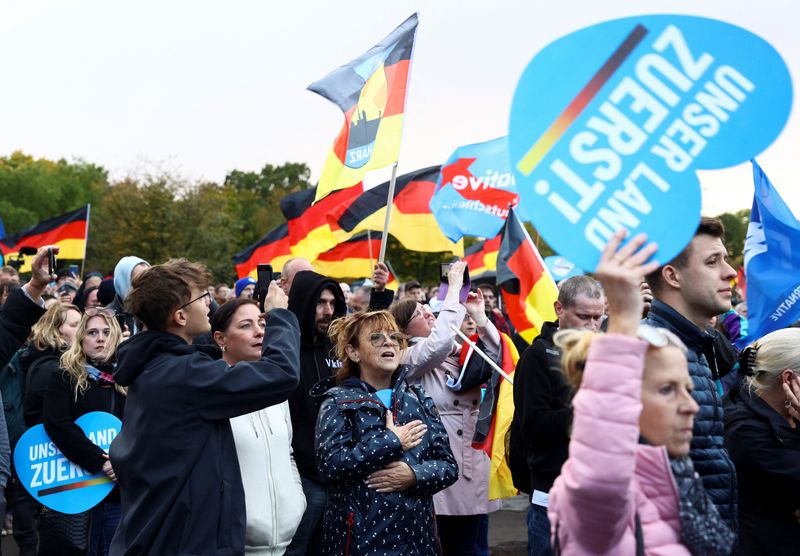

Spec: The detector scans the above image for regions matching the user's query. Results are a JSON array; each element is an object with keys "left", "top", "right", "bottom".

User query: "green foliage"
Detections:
[
  {"left": 716, "top": 208, "right": 750, "bottom": 269},
  {"left": 0, "top": 151, "right": 107, "bottom": 234}
]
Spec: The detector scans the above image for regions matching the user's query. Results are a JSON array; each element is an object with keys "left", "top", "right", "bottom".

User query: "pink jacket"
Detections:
[{"left": 548, "top": 335, "right": 689, "bottom": 555}]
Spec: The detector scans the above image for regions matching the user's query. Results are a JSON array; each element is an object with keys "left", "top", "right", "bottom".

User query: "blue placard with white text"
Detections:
[
  {"left": 509, "top": 15, "right": 792, "bottom": 270},
  {"left": 13, "top": 411, "right": 121, "bottom": 514}
]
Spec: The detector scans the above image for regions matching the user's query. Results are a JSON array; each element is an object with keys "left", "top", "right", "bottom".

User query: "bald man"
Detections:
[{"left": 279, "top": 258, "right": 313, "bottom": 295}]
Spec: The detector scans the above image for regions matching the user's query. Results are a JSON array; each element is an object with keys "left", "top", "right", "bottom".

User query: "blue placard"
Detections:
[
  {"left": 430, "top": 137, "right": 522, "bottom": 242},
  {"left": 509, "top": 15, "right": 792, "bottom": 271},
  {"left": 544, "top": 256, "right": 584, "bottom": 282},
  {"left": 13, "top": 411, "right": 122, "bottom": 514}
]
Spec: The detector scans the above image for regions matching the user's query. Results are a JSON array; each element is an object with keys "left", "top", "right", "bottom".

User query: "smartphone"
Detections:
[
  {"left": 48, "top": 249, "right": 57, "bottom": 277},
  {"left": 69, "top": 264, "right": 79, "bottom": 277},
  {"left": 256, "top": 264, "right": 273, "bottom": 312},
  {"left": 437, "top": 262, "right": 471, "bottom": 303}
]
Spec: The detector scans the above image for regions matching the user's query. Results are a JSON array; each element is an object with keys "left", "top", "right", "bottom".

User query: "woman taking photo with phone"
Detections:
[
  {"left": 315, "top": 310, "right": 458, "bottom": 555},
  {"left": 211, "top": 297, "right": 306, "bottom": 555},
  {"left": 43, "top": 307, "right": 126, "bottom": 555}
]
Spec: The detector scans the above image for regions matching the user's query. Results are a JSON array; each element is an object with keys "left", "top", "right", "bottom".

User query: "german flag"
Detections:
[
  {"left": 233, "top": 223, "right": 292, "bottom": 280},
  {"left": 472, "top": 333, "right": 520, "bottom": 500},
  {"left": 312, "top": 232, "right": 379, "bottom": 279},
  {"left": 280, "top": 185, "right": 364, "bottom": 261},
  {"left": 463, "top": 234, "right": 502, "bottom": 278},
  {"left": 0, "top": 205, "right": 89, "bottom": 273},
  {"left": 337, "top": 166, "right": 463, "bottom": 256},
  {"left": 497, "top": 208, "right": 558, "bottom": 344},
  {"left": 309, "top": 14, "right": 418, "bottom": 202}
]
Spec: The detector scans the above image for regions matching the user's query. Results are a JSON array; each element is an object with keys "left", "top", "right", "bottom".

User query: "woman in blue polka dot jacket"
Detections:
[{"left": 313, "top": 310, "right": 458, "bottom": 555}]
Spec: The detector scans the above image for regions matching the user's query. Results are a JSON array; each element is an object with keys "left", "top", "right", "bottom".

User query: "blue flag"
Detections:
[
  {"left": 743, "top": 160, "right": 800, "bottom": 342},
  {"left": 429, "top": 137, "right": 521, "bottom": 242}
]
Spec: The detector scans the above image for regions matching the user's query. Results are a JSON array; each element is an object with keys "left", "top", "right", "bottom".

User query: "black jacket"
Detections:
[
  {"left": 512, "top": 321, "right": 572, "bottom": 493},
  {"left": 108, "top": 309, "right": 300, "bottom": 556},
  {"left": 287, "top": 271, "right": 346, "bottom": 482},
  {"left": 0, "top": 288, "right": 46, "bottom": 370},
  {"left": 724, "top": 384, "right": 800, "bottom": 555},
  {"left": 643, "top": 299, "right": 738, "bottom": 530},
  {"left": 22, "top": 347, "right": 62, "bottom": 427},
  {"left": 43, "top": 361, "right": 126, "bottom": 475},
  {"left": 313, "top": 367, "right": 458, "bottom": 556}
]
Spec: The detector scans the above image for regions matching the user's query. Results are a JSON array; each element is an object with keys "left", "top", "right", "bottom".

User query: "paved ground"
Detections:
[{"left": 1, "top": 495, "right": 530, "bottom": 555}]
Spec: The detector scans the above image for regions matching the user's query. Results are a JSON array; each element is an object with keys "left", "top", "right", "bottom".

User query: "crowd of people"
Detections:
[{"left": 0, "top": 215, "right": 796, "bottom": 556}]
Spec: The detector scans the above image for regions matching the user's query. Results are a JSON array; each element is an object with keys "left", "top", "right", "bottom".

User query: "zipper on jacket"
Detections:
[{"left": 345, "top": 511, "right": 354, "bottom": 556}]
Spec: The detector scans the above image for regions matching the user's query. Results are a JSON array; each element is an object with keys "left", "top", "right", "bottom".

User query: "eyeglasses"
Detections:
[
  {"left": 84, "top": 307, "right": 116, "bottom": 318},
  {"left": 368, "top": 332, "right": 405, "bottom": 347},
  {"left": 178, "top": 291, "right": 211, "bottom": 310}
]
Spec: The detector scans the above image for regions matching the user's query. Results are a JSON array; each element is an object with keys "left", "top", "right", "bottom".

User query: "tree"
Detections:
[
  {"left": 0, "top": 151, "right": 107, "bottom": 235},
  {"left": 716, "top": 208, "right": 750, "bottom": 269}
]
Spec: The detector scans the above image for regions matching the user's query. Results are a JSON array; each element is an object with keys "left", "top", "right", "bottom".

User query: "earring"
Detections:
[{"left": 221, "top": 346, "right": 227, "bottom": 353}]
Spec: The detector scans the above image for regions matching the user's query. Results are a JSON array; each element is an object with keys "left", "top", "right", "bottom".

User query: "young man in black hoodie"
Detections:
[
  {"left": 109, "top": 259, "right": 300, "bottom": 556},
  {"left": 285, "top": 270, "right": 346, "bottom": 556}
]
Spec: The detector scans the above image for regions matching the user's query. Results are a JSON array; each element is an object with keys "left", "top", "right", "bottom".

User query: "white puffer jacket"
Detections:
[{"left": 231, "top": 401, "right": 306, "bottom": 556}]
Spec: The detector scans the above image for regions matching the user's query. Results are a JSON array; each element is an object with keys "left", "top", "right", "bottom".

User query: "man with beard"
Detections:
[{"left": 285, "top": 271, "right": 346, "bottom": 556}]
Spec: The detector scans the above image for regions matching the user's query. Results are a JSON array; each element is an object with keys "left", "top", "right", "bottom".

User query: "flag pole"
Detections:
[
  {"left": 449, "top": 324, "right": 514, "bottom": 385},
  {"left": 367, "top": 229, "right": 374, "bottom": 270},
  {"left": 378, "top": 162, "right": 399, "bottom": 263},
  {"left": 82, "top": 204, "right": 91, "bottom": 277}
]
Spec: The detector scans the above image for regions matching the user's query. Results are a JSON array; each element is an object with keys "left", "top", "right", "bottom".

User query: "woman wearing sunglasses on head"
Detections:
[
  {"left": 314, "top": 310, "right": 458, "bottom": 556},
  {"left": 547, "top": 231, "right": 734, "bottom": 555},
  {"left": 210, "top": 298, "right": 306, "bottom": 555},
  {"left": 42, "top": 307, "right": 126, "bottom": 555}
]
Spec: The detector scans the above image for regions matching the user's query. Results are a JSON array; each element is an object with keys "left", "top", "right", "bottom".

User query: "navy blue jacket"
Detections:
[
  {"left": 643, "top": 299, "right": 738, "bottom": 530},
  {"left": 724, "top": 384, "right": 800, "bottom": 555},
  {"left": 314, "top": 367, "right": 458, "bottom": 556},
  {"left": 109, "top": 309, "right": 300, "bottom": 556}
]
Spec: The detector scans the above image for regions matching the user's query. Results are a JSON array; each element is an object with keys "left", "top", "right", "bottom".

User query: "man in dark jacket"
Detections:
[
  {"left": 285, "top": 270, "right": 346, "bottom": 556},
  {"left": 643, "top": 216, "right": 739, "bottom": 531},
  {"left": 513, "top": 275, "right": 605, "bottom": 556},
  {"left": 0, "top": 245, "right": 52, "bottom": 543},
  {"left": 109, "top": 258, "right": 300, "bottom": 556}
]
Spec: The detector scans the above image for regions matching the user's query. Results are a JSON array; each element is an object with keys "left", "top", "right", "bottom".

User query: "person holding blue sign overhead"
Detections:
[
  {"left": 42, "top": 307, "right": 126, "bottom": 555},
  {"left": 108, "top": 258, "right": 300, "bottom": 556}
]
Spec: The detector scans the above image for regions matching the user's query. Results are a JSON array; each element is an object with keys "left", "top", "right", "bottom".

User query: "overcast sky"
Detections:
[{"left": 1, "top": 0, "right": 796, "bottom": 217}]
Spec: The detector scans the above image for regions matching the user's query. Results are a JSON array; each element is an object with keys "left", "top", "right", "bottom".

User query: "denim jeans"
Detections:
[
  {"left": 527, "top": 504, "right": 553, "bottom": 556},
  {"left": 89, "top": 501, "right": 122, "bottom": 556},
  {"left": 285, "top": 475, "right": 326, "bottom": 556}
]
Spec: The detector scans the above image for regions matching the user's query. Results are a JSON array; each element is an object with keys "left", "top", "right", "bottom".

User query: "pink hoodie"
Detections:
[{"left": 548, "top": 335, "right": 690, "bottom": 555}]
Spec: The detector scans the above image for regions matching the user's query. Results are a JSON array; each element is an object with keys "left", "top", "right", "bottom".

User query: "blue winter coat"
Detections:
[
  {"left": 314, "top": 367, "right": 458, "bottom": 556},
  {"left": 643, "top": 299, "right": 738, "bottom": 530}
]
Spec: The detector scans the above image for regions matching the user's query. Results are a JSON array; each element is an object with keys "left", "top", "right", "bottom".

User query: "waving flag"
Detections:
[
  {"left": 310, "top": 14, "right": 418, "bottom": 202},
  {"left": 280, "top": 185, "right": 363, "bottom": 261},
  {"left": 497, "top": 208, "right": 558, "bottom": 344},
  {"left": 0, "top": 206, "right": 89, "bottom": 273},
  {"left": 312, "top": 232, "right": 379, "bottom": 279},
  {"left": 337, "top": 166, "right": 463, "bottom": 255},
  {"left": 430, "top": 137, "right": 520, "bottom": 242},
  {"left": 233, "top": 223, "right": 292, "bottom": 279},
  {"left": 743, "top": 160, "right": 800, "bottom": 342},
  {"left": 463, "top": 235, "right": 502, "bottom": 278},
  {"left": 471, "top": 333, "right": 520, "bottom": 500}
]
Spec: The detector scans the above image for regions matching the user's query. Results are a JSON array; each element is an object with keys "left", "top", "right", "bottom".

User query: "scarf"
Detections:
[
  {"left": 85, "top": 361, "right": 116, "bottom": 387},
  {"left": 669, "top": 456, "right": 735, "bottom": 556}
]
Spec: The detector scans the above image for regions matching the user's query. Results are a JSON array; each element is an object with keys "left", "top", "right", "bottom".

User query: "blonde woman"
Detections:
[
  {"left": 22, "top": 302, "right": 81, "bottom": 427},
  {"left": 724, "top": 328, "right": 800, "bottom": 555},
  {"left": 42, "top": 308, "right": 126, "bottom": 556},
  {"left": 547, "top": 231, "right": 734, "bottom": 555}
]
